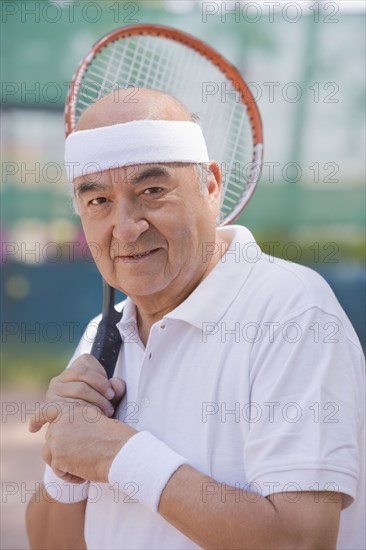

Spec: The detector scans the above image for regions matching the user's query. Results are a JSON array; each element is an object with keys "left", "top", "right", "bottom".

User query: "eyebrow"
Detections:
[
  {"left": 75, "top": 165, "right": 172, "bottom": 195},
  {"left": 130, "top": 165, "right": 171, "bottom": 184},
  {"left": 75, "top": 181, "right": 107, "bottom": 196}
]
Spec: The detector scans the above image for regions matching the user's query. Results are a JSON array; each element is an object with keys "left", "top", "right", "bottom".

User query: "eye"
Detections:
[
  {"left": 88, "top": 197, "right": 107, "bottom": 206},
  {"left": 143, "top": 187, "right": 163, "bottom": 195}
]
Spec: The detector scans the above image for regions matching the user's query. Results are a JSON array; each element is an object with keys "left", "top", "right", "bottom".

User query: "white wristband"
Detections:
[
  {"left": 108, "top": 431, "right": 188, "bottom": 512},
  {"left": 43, "top": 464, "right": 89, "bottom": 503}
]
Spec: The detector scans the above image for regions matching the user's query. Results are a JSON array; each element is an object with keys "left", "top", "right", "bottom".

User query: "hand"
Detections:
[
  {"left": 42, "top": 402, "right": 136, "bottom": 483},
  {"left": 29, "top": 353, "right": 126, "bottom": 433}
]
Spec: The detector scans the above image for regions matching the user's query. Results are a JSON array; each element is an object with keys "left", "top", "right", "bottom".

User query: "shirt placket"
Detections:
[{"left": 135, "top": 320, "right": 169, "bottom": 425}]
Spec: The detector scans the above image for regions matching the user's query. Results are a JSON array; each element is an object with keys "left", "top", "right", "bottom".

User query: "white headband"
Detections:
[{"left": 64, "top": 120, "right": 210, "bottom": 182}]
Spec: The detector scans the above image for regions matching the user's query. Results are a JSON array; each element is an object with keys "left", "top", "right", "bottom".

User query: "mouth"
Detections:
[{"left": 114, "top": 248, "right": 160, "bottom": 263}]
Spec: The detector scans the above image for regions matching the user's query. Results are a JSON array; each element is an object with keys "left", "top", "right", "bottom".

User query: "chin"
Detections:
[
  {"left": 129, "top": 284, "right": 169, "bottom": 298},
  {"left": 113, "top": 276, "right": 169, "bottom": 297}
]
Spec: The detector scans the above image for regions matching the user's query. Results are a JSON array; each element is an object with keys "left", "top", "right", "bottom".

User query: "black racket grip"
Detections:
[{"left": 90, "top": 318, "right": 122, "bottom": 379}]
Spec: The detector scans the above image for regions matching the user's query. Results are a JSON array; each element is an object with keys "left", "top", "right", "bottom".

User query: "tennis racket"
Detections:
[{"left": 65, "top": 24, "right": 263, "bottom": 378}]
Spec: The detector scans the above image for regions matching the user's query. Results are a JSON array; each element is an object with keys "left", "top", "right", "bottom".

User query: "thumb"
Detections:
[{"left": 28, "top": 401, "right": 62, "bottom": 433}]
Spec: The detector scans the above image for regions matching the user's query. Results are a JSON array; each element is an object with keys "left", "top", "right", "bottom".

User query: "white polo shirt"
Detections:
[{"left": 70, "top": 225, "right": 365, "bottom": 550}]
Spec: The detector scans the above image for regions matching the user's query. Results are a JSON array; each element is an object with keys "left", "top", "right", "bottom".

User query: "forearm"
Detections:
[
  {"left": 26, "top": 484, "right": 87, "bottom": 550},
  {"left": 158, "top": 465, "right": 339, "bottom": 550},
  {"left": 158, "top": 465, "right": 281, "bottom": 549}
]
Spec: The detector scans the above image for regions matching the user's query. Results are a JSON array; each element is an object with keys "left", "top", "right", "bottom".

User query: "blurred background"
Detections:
[{"left": 1, "top": 1, "right": 365, "bottom": 548}]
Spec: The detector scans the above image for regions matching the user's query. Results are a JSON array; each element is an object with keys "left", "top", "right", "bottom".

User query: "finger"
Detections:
[
  {"left": 43, "top": 443, "right": 87, "bottom": 485},
  {"left": 110, "top": 377, "right": 126, "bottom": 399},
  {"left": 109, "top": 378, "right": 126, "bottom": 410},
  {"left": 54, "top": 381, "right": 115, "bottom": 417},
  {"left": 28, "top": 401, "right": 64, "bottom": 433},
  {"left": 46, "top": 368, "right": 116, "bottom": 414},
  {"left": 71, "top": 353, "right": 110, "bottom": 376},
  {"left": 54, "top": 363, "right": 116, "bottom": 402},
  {"left": 52, "top": 467, "right": 86, "bottom": 484},
  {"left": 46, "top": 353, "right": 107, "bottom": 396}
]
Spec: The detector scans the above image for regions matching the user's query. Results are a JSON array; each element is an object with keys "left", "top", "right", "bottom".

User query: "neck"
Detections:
[{"left": 133, "top": 232, "right": 230, "bottom": 346}]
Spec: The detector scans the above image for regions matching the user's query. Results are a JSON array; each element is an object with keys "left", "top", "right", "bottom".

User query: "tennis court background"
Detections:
[{"left": 1, "top": 2, "right": 365, "bottom": 548}]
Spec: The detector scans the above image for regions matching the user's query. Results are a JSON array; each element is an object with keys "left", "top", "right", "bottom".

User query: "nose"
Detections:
[{"left": 112, "top": 199, "right": 149, "bottom": 244}]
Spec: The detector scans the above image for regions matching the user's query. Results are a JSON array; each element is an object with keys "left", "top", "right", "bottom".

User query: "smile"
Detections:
[
  {"left": 114, "top": 249, "right": 159, "bottom": 263},
  {"left": 131, "top": 250, "right": 151, "bottom": 259}
]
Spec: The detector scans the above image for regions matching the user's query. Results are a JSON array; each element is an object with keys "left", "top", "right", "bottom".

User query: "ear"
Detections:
[{"left": 206, "top": 161, "right": 222, "bottom": 217}]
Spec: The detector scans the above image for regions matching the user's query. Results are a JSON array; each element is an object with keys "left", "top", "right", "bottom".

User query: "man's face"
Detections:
[{"left": 75, "top": 162, "right": 221, "bottom": 305}]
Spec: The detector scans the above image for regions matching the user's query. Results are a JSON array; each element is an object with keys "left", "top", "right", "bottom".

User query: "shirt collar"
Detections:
[
  {"left": 164, "top": 225, "right": 259, "bottom": 331},
  {"left": 117, "top": 296, "right": 137, "bottom": 339}
]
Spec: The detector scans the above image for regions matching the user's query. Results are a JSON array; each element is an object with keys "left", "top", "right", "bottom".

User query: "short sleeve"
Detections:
[{"left": 245, "top": 306, "right": 365, "bottom": 509}]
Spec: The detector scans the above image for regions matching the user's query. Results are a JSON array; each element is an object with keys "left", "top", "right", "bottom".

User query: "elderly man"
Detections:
[{"left": 26, "top": 89, "right": 365, "bottom": 550}]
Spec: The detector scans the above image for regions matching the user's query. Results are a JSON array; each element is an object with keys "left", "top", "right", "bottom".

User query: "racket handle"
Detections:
[{"left": 90, "top": 318, "right": 122, "bottom": 379}]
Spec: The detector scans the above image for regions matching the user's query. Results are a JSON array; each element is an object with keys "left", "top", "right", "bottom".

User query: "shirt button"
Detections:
[
  {"left": 160, "top": 324, "right": 166, "bottom": 330},
  {"left": 141, "top": 397, "right": 150, "bottom": 408},
  {"left": 149, "top": 353, "right": 152, "bottom": 360}
]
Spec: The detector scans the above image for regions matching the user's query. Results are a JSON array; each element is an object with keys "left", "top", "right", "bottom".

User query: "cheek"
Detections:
[
  {"left": 80, "top": 220, "right": 111, "bottom": 262},
  {"left": 164, "top": 218, "right": 202, "bottom": 263}
]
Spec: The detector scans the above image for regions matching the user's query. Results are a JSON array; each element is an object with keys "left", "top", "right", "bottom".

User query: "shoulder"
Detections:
[
  {"left": 255, "top": 253, "right": 334, "bottom": 304},
  {"left": 224, "top": 225, "right": 346, "bottom": 323},
  {"left": 250, "top": 252, "right": 336, "bottom": 308},
  {"left": 240, "top": 253, "right": 360, "bottom": 347}
]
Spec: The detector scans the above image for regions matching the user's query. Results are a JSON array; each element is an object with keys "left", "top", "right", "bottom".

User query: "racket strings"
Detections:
[{"left": 73, "top": 33, "right": 258, "bottom": 222}]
